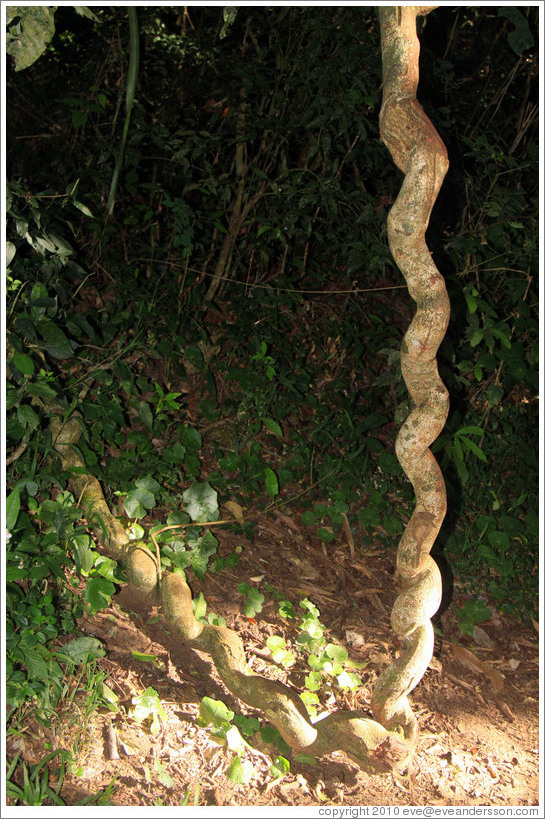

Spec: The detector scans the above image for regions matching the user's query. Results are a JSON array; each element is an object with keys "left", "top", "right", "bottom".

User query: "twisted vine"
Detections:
[
  {"left": 370, "top": 6, "right": 450, "bottom": 742},
  {"left": 49, "top": 406, "right": 409, "bottom": 774},
  {"left": 43, "top": 5, "right": 450, "bottom": 776}
]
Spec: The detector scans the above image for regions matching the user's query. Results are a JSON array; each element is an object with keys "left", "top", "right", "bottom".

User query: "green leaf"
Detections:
[
  {"left": 72, "top": 533, "right": 94, "bottom": 575},
  {"left": 499, "top": 6, "right": 535, "bottom": 55},
  {"left": 305, "top": 671, "right": 323, "bottom": 691},
  {"left": 325, "top": 643, "right": 348, "bottom": 664},
  {"left": 138, "top": 401, "right": 154, "bottom": 430},
  {"left": 266, "top": 635, "right": 287, "bottom": 652},
  {"left": 469, "top": 328, "right": 484, "bottom": 347},
  {"left": 56, "top": 637, "right": 104, "bottom": 665},
  {"left": 183, "top": 482, "right": 219, "bottom": 522},
  {"left": 460, "top": 436, "right": 487, "bottom": 462},
  {"left": 73, "top": 199, "right": 94, "bottom": 217},
  {"left": 226, "top": 756, "right": 254, "bottom": 784},
  {"left": 190, "top": 530, "right": 218, "bottom": 580},
  {"left": 181, "top": 426, "right": 202, "bottom": 451},
  {"left": 124, "top": 487, "right": 156, "bottom": 518},
  {"left": 6, "top": 5, "right": 57, "bottom": 71},
  {"left": 278, "top": 599, "right": 296, "bottom": 619},
  {"left": 129, "top": 687, "right": 166, "bottom": 733},
  {"left": 465, "top": 288, "right": 478, "bottom": 314},
  {"left": 336, "top": 670, "right": 360, "bottom": 690},
  {"left": 264, "top": 467, "right": 279, "bottom": 501},
  {"left": 6, "top": 488, "right": 21, "bottom": 530},
  {"left": 293, "top": 753, "right": 316, "bottom": 765},
  {"left": 131, "top": 650, "right": 160, "bottom": 664},
  {"left": 198, "top": 697, "right": 234, "bottom": 727},
  {"left": 136, "top": 475, "right": 161, "bottom": 495},
  {"left": 36, "top": 319, "right": 75, "bottom": 359},
  {"left": 22, "top": 646, "right": 49, "bottom": 679},
  {"left": 193, "top": 592, "right": 207, "bottom": 621},
  {"left": 17, "top": 404, "right": 40, "bottom": 431},
  {"left": 100, "top": 682, "right": 119, "bottom": 710},
  {"left": 6, "top": 241, "right": 16, "bottom": 267},
  {"left": 83, "top": 576, "right": 116, "bottom": 614},
  {"left": 456, "top": 425, "right": 485, "bottom": 437},
  {"left": 270, "top": 756, "right": 290, "bottom": 778},
  {"left": 488, "top": 530, "right": 510, "bottom": 550},
  {"left": 263, "top": 417, "right": 283, "bottom": 438},
  {"left": 154, "top": 759, "right": 174, "bottom": 789},
  {"left": 233, "top": 715, "right": 261, "bottom": 737},
  {"left": 11, "top": 352, "right": 34, "bottom": 375},
  {"left": 243, "top": 587, "right": 264, "bottom": 617},
  {"left": 26, "top": 381, "right": 57, "bottom": 400},
  {"left": 225, "top": 725, "right": 248, "bottom": 753}
]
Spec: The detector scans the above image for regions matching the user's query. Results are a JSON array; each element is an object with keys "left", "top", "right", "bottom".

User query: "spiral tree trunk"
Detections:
[
  {"left": 370, "top": 6, "right": 450, "bottom": 744},
  {"left": 45, "top": 5, "right": 451, "bottom": 777}
]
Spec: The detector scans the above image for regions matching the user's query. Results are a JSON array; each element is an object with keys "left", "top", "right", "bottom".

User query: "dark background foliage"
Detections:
[{"left": 5, "top": 3, "right": 539, "bottom": 738}]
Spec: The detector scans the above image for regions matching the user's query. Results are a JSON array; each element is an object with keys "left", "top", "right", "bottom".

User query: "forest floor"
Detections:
[{"left": 7, "top": 506, "right": 540, "bottom": 808}]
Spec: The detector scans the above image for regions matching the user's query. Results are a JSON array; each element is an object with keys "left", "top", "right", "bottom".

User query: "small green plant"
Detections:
[
  {"left": 455, "top": 598, "right": 492, "bottom": 637},
  {"left": 128, "top": 686, "right": 167, "bottom": 734},
  {"left": 266, "top": 636, "right": 296, "bottom": 668},
  {"left": 238, "top": 583, "right": 265, "bottom": 617},
  {"left": 197, "top": 697, "right": 258, "bottom": 783},
  {"left": 5, "top": 751, "right": 69, "bottom": 806}
]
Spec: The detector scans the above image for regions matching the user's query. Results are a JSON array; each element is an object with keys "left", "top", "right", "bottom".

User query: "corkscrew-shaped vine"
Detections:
[
  {"left": 370, "top": 6, "right": 450, "bottom": 743},
  {"left": 45, "top": 5, "right": 450, "bottom": 776}
]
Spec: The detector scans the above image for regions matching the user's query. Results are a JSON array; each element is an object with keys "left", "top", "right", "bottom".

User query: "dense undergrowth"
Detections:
[{"left": 5, "top": 5, "right": 538, "bottom": 804}]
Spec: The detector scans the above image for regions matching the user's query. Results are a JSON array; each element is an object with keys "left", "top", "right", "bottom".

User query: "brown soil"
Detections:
[{"left": 7, "top": 509, "right": 540, "bottom": 808}]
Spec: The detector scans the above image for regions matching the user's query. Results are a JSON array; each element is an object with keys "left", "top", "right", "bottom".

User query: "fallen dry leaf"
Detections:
[{"left": 450, "top": 643, "right": 486, "bottom": 675}]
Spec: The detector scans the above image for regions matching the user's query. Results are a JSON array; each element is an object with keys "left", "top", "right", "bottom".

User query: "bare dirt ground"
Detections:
[{"left": 7, "top": 509, "right": 540, "bottom": 808}]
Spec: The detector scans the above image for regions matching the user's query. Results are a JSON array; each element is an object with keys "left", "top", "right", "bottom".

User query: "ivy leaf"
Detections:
[
  {"left": 124, "top": 487, "right": 156, "bottom": 518},
  {"left": 336, "top": 670, "right": 360, "bottom": 691},
  {"left": 84, "top": 576, "right": 116, "bottom": 614},
  {"left": 190, "top": 530, "right": 218, "bottom": 580},
  {"left": 270, "top": 756, "right": 290, "bottom": 779},
  {"left": 198, "top": 697, "right": 234, "bottom": 727},
  {"left": 226, "top": 756, "right": 254, "bottom": 784},
  {"left": 325, "top": 643, "right": 348, "bottom": 664},
  {"left": 183, "top": 482, "right": 219, "bottom": 522},
  {"left": 136, "top": 475, "right": 161, "bottom": 495}
]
